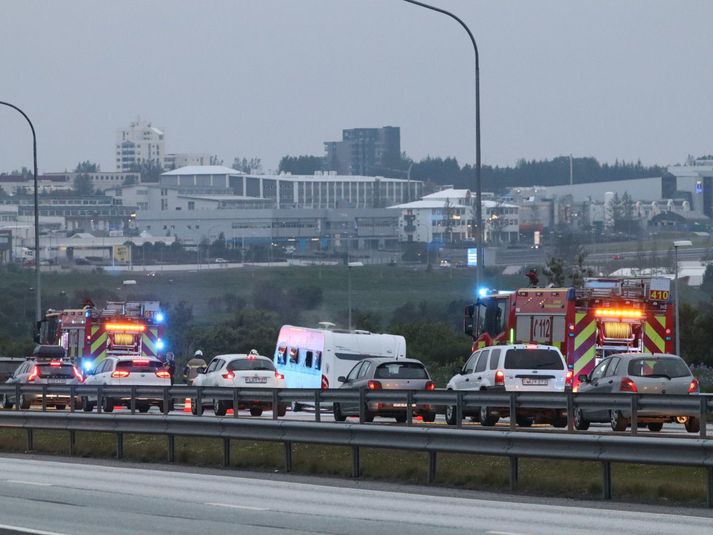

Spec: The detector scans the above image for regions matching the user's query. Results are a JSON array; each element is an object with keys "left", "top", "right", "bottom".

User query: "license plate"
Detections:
[
  {"left": 245, "top": 377, "right": 267, "bottom": 384},
  {"left": 47, "top": 379, "right": 66, "bottom": 384},
  {"left": 522, "top": 378, "right": 548, "bottom": 386}
]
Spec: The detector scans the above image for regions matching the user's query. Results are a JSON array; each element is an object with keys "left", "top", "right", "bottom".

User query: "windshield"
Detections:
[
  {"left": 627, "top": 357, "right": 690, "bottom": 378},
  {"left": 228, "top": 359, "right": 275, "bottom": 372},
  {"left": 374, "top": 362, "right": 428, "bottom": 379},
  {"left": 504, "top": 349, "right": 564, "bottom": 370},
  {"left": 116, "top": 360, "right": 163, "bottom": 372}
]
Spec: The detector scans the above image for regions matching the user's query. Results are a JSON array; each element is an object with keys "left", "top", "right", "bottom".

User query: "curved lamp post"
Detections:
[
  {"left": 0, "top": 101, "right": 41, "bottom": 321},
  {"left": 401, "top": 0, "right": 483, "bottom": 289}
]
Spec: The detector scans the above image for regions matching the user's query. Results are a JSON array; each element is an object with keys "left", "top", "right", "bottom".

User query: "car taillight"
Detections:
[
  {"left": 321, "top": 374, "right": 329, "bottom": 391},
  {"left": 132, "top": 359, "right": 150, "bottom": 366},
  {"left": 275, "top": 372, "right": 284, "bottom": 380},
  {"left": 620, "top": 377, "right": 638, "bottom": 392},
  {"left": 155, "top": 369, "right": 171, "bottom": 379},
  {"left": 367, "top": 380, "right": 382, "bottom": 390},
  {"left": 424, "top": 381, "right": 436, "bottom": 391},
  {"left": 50, "top": 360, "right": 61, "bottom": 367},
  {"left": 72, "top": 366, "right": 84, "bottom": 383},
  {"left": 112, "top": 370, "right": 130, "bottom": 378},
  {"left": 27, "top": 366, "right": 39, "bottom": 382},
  {"left": 222, "top": 371, "right": 235, "bottom": 380},
  {"left": 689, "top": 378, "right": 700, "bottom": 394},
  {"left": 565, "top": 370, "right": 573, "bottom": 387},
  {"left": 495, "top": 370, "right": 505, "bottom": 385}
]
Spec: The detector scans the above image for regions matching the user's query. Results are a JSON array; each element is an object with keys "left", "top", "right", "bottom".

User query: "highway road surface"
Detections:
[{"left": 0, "top": 456, "right": 710, "bottom": 535}]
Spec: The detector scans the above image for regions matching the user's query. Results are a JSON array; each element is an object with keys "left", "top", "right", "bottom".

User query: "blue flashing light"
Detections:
[
  {"left": 82, "top": 359, "right": 93, "bottom": 371},
  {"left": 155, "top": 312, "right": 165, "bottom": 323},
  {"left": 156, "top": 338, "right": 166, "bottom": 351},
  {"left": 478, "top": 287, "right": 489, "bottom": 298}
]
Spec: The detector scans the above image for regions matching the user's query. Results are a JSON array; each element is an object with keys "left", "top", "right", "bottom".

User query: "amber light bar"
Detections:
[
  {"left": 594, "top": 308, "right": 644, "bottom": 319},
  {"left": 105, "top": 323, "right": 146, "bottom": 332}
]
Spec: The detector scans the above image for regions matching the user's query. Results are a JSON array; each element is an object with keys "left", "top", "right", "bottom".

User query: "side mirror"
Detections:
[
  {"left": 578, "top": 374, "right": 589, "bottom": 383},
  {"left": 337, "top": 376, "right": 346, "bottom": 383}
]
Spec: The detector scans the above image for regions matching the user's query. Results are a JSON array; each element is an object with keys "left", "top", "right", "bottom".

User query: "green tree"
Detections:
[
  {"left": 73, "top": 160, "right": 99, "bottom": 195},
  {"left": 544, "top": 257, "right": 566, "bottom": 287},
  {"left": 701, "top": 265, "right": 713, "bottom": 299},
  {"left": 128, "top": 160, "right": 164, "bottom": 183},
  {"left": 279, "top": 155, "right": 323, "bottom": 175},
  {"left": 232, "top": 156, "right": 262, "bottom": 173}
]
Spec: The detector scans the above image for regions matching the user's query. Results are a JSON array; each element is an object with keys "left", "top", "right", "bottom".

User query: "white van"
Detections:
[{"left": 274, "top": 324, "right": 406, "bottom": 394}]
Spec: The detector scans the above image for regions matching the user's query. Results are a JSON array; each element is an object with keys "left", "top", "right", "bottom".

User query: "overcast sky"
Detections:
[{"left": 1, "top": 0, "right": 712, "bottom": 174}]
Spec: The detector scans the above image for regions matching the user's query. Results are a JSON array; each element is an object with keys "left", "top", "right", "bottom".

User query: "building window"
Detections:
[{"left": 188, "top": 201, "right": 195, "bottom": 210}]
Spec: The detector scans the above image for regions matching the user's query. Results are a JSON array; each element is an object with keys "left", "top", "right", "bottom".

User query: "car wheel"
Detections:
[
  {"left": 610, "top": 410, "right": 627, "bottom": 432},
  {"left": 214, "top": 400, "right": 228, "bottom": 416},
  {"left": 101, "top": 397, "right": 114, "bottom": 413},
  {"left": 422, "top": 412, "right": 436, "bottom": 423},
  {"left": 574, "top": 409, "right": 590, "bottom": 431},
  {"left": 647, "top": 422, "right": 664, "bottom": 432},
  {"left": 2, "top": 395, "right": 13, "bottom": 409},
  {"left": 291, "top": 401, "right": 302, "bottom": 413},
  {"left": 685, "top": 416, "right": 701, "bottom": 433},
  {"left": 333, "top": 403, "right": 346, "bottom": 422},
  {"left": 277, "top": 404, "right": 287, "bottom": 417},
  {"left": 395, "top": 414, "right": 407, "bottom": 423},
  {"left": 516, "top": 416, "right": 533, "bottom": 427},
  {"left": 552, "top": 415, "right": 568, "bottom": 428},
  {"left": 138, "top": 404, "right": 150, "bottom": 413},
  {"left": 479, "top": 405, "right": 499, "bottom": 427},
  {"left": 190, "top": 398, "right": 199, "bottom": 415},
  {"left": 82, "top": 397, "right": 94, "bottom": 412},
  {"left": 19, "top": 394, "right": 31, "bottom": 410},
  {"left": 55, "top": 404, "right": 66, "bottom": 411},
  {"left": 250, "top": 407, "right": 263, "bottom": 417},
  {"left": 445, "top": 403, "right": 458, "bottom": 426}
]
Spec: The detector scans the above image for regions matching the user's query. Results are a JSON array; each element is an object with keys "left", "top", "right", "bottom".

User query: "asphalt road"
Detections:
[{"left": 0, "top": 456, "right": 710, "bottom": 535}]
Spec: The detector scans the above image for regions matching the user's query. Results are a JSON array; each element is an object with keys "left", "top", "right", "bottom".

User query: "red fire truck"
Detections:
[
  {"left": 36, "top": 301, "right": 166, "bottom": 372},
  {"left": 464, "top": 277, "right": 674, "bottom": 387}
]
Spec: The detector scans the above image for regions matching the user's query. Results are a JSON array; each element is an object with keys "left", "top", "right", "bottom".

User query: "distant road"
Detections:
[{"left": 0, "top": 456, "right": 709, "bottom": 535}]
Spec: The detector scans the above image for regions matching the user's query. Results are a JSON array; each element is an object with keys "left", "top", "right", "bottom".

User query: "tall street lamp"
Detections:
[
  {"left": 0, "top": 101, "right": 41, "bottom": 321},
  {"left": 401, "top": 0, "right": 483, "bottom": 288},
  {"left": 672, "top": 240, "right": 692, "bottom": 355}
]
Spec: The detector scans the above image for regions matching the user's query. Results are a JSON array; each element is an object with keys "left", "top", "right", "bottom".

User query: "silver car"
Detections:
[
  {"left": 575, "top": 353, "right": 700, "bottom": 433},
  {"left": 333, "top": 358, "right": 436, "bottom": 423},
  {"left": 3, "top": 358, "right": 84, "bottom": 410}
]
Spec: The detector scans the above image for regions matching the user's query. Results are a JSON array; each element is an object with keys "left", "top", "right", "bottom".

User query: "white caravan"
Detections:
[{"left": 274, "top": 324, "right": 406, "bottom": 391}]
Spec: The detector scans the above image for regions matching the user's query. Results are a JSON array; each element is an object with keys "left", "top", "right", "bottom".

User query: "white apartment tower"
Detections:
[{"left": 116, "top": 120, "right": 165, "bottom": 172}]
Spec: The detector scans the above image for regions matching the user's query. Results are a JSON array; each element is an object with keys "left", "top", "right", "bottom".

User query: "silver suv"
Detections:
[{"left": 445, "top": 344, "right": 570, "bottom": 427}]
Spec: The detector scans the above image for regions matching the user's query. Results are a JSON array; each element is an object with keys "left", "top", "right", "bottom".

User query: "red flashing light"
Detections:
[
  {"left": 367, "top": 380, "right": 382, "bottom": 390},
  {"left": 132, "top": 359, "right": 150, "bottom": 365},
  {"left": 424, "top": 381, "right": 436, "bottom": 391},
  {"left": 565, "top": 370, "right": 573, "bottom": 387},
  {"left": 275, "top": 372, "right": 285, "bottom": 380},
  {"left": 526, "top": 344, "right": 538, "bottom": 350},
  {"left": 155, "top": 369, "right": 171, "bottom": 379},
  {"left": 246, "top": 355, "right": 257, "bottom": 360},
  {"left": 689, "top": 378, "right": 700, "bottom": 394},
  {"left": 28, "top": 366, "right": 39, "bottom": 382},
  {"left": 112, "top": 370, "right": 130, "bottom": 378},
  {"left": 620, "top": 377, "right": 638, "bottom": 392},
  {"left": 50, "top": 360, "right": 61, "bottom": 367},
  {"left": 495, "top": 370, "right": 505, "bottom": 385},
  {"left": 222, "top": 371, "right": 235, "bottom": 380}
]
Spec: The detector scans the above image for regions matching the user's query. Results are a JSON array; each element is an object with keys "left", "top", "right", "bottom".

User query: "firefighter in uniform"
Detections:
[{"left": 183, "top": 349, "right": 207, "bottom": 385}]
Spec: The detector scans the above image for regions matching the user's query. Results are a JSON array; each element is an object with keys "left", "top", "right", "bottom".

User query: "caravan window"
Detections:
[
  {"left": 289, "top": 347, "right": 299, "bottom": 364},
  {"left": 305, "top": 351, "right": 313, "bottom": 368},
  {"left": 276, "top": 345, "right": 287, "bottom": 365},
  {"left": 314, "top": 351, "right": 322, "bottom": 370}
]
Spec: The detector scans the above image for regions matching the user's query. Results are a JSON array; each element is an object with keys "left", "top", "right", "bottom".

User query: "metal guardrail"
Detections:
[
  {"left": 0, "top": 410, "right": 711, "bottom": 507},
  {"left": 0, "top": 384, "right": 710, "bottom": 437}
]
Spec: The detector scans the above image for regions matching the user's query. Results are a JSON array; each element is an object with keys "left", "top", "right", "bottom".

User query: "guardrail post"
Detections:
[
  {"left": 700, "top": 397, "right": 707, "bottom": 439},
  {"left": 233, "top": 388, "right": 239, "bottom": 418},
  {"left": 456, "top": 392, "right": 463, "bottom": 429},
  {"left": 284, "top": 441, "right": 292, "bottom": 472},
  {"left": 427, "top": 451, "right": 437, "bottom": 484},
  {"left": 130, "top": 386, "right": 137, "bottom": 415},
  {"left": 162, "top": 387, "right": 169, "bottom": 415},
  {"left": 509, "top": 393, "right": 517, "bottom": 430},
  {"left": 68, "top": 430, "right": 76, "bottom": 456},
  {"left": 70, "top": 386, "right": 76, "bottom": 413},
  {"left": 566, "top": 391, "right": 574, "bottom": 433},
  {"left": 630, "top": 395, "right": 638, "bottom": 436},
  {"left": 707, "top": 467, "right": 713, "bottom": 509},
  {"left": 272, "top": 389, "right": 279, "bottom": 420},
  {"left": 14, "top": 384, "right": 20, "bottom": 411},
  {"left": 406, "top": 390, "right": 414, "bottom": 427},
  {"left": 223, "top": 438, "right": 230, "bottom": 467},
  {"left": 97, "top": 386, "right": 103, "bottom": 414},
  {"left": 26, "top": 429, "right": 33, "bottom": 451},
  {"left": 314, "top": 390, "right": 321, "bottom": 423},
  {"left": 352, "top": 446, "right": 360, "bottom": 478},
  {"left": 601, "top": 461, "right": 612, "bottom": 500},
  {"left": 167, "top": 435, "right": 175, "bottom": 463},
  {"left": 41, "top": 385, "right": 47, "bottom": 412},
  {"left": 196, "top": 387, "right": 202, "bottom": 417},
  {"left": 116, "top": 433, "right": 123, "bottom": 459},
  {"left": 509, "top": 456, "right": 519, "bottom": 490},
  {"left": 359, "top": 389, "right": 366, "bottom": 424}
]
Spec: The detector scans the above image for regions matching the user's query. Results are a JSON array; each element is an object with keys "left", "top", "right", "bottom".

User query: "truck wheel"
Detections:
[
  {"left": 138, "top": 404, "right": 150, "bottom": 413},
  {"left": 19, "top": 395, "right": 31, "bottom": 410},
  {"left": 685, "top": 416, "right": 701, "bottom": 433},
  {"left": 516, "top": 416, "right": 533, "bottom": 427},
  {"left": 422, "top": 412, "right": 436, "bottom": 423},
  {"left": 479, "top": 406, "right": 499, "bottom": 427},
  {"left": 2, "top": 395, "right": 13, "bottom": 409},
  {"left": 249, "top": 407, "right": 263, "bottom": 417},
  {"left": 552, "top": 415, "right": 568, "bottom": 428},
  {"left": 647, "top": 422, "right": 664, "bottom": 432},
  {"left": 101, "top": 397, "right": 114, "bottom": 413},
  {"left": 277, "top": 404, "right": 287, "bottom": 417},
  {"left": 610, "top": 410, "right": 627, "bottom": 432},
  {"left": 82, "top": 397, "right": 94, "bottom": 412}
]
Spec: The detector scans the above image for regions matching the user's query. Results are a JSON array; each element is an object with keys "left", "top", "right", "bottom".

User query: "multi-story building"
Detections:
[
  {"left": 0, "top": 172, "right": 140, "bottom": 194},
  {"left": 324, "top": 127, "right": 401, "bottom": 176},
  {"left": 164, "top": 153, "right": 212, "bottom": 170},
  {"left": 115, "top": 120, "right": 165, "bottom": 172}
]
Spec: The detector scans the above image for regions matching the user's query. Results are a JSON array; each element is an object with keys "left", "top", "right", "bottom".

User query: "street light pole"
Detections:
[
  {"left": 673, "top": 240, "right": 692, "bottom": 355},
  {"left": 0, "top": 101, "right": 41, "bottom": 321},
  {"left": 401, "top": 0, "right": 483, "bottom": 288}
]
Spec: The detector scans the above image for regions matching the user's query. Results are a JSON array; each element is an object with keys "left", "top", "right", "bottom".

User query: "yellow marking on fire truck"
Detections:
[{"left": 644, "top": 322, "right": 665, "bottom": 353}]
